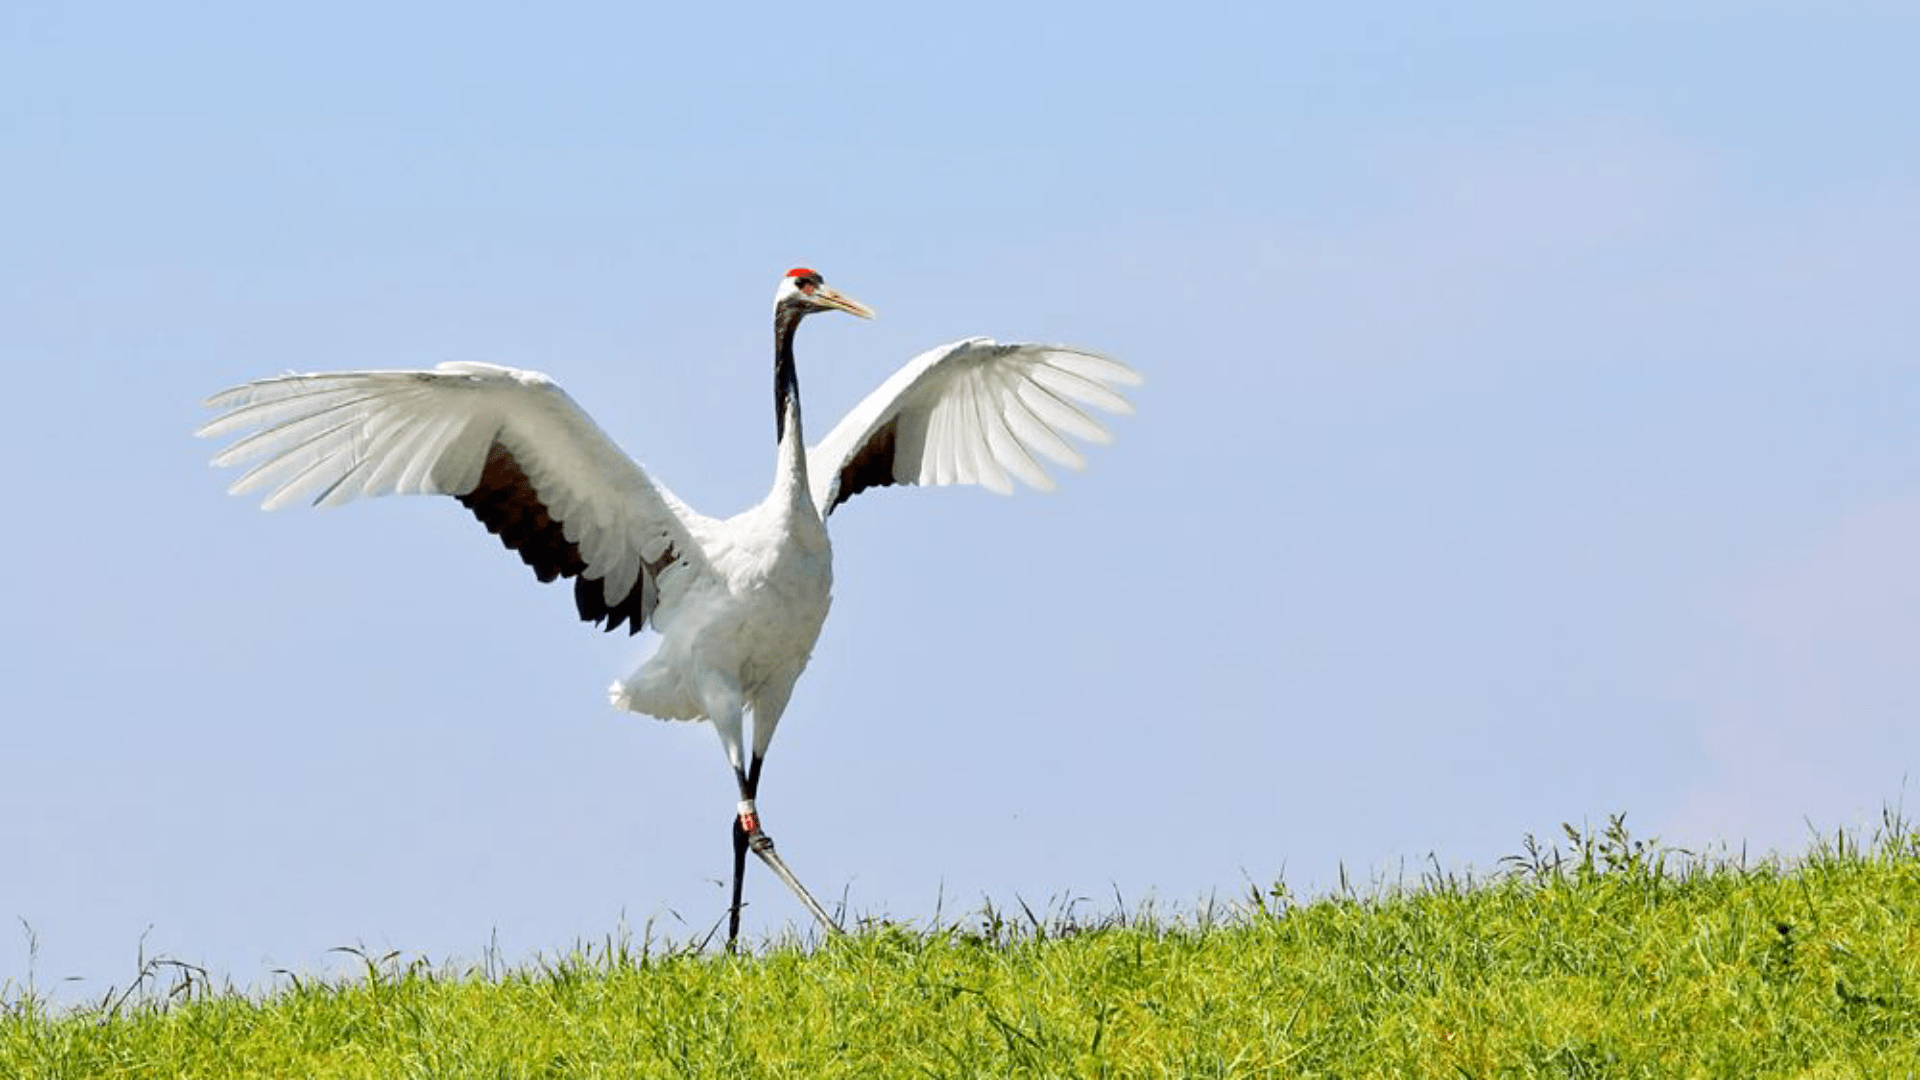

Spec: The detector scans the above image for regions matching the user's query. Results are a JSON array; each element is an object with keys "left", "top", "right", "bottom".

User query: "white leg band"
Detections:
[{"left": 738, "top": 799, "right": 757, "bottom": 819}]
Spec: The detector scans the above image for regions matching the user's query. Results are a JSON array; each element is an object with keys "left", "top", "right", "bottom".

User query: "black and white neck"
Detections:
[
  {"left": 766, "top": 268, "right": 876, "bottom": 500},
  {"left": 772, "top": 297, "right": 809, "bottom": 448}
]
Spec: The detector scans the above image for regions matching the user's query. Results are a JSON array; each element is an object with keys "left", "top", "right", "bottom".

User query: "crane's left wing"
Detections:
[
  {"left": 808, "top": 338, "right": 1140, "bottom": 518},
  {"left": 197, "top": 361, "right": 712, "bottom": 635}
]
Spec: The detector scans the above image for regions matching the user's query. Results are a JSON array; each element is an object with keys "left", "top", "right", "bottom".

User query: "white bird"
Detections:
[{"left": 197, "top": 268, "right": 1140, "bottom": 946}]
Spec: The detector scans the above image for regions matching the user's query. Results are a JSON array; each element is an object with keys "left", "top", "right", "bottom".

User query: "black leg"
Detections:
[
  {"left": 726, "top": 757, "right": 763, "bottom": 952},
  {"left": 724, "top": 754, "right": 843, "bottom": 940},
  {"left": 727, "top": 813, "right": 749, "bottom": 951}
]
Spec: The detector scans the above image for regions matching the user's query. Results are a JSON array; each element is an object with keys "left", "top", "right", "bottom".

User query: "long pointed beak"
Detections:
[{"left": 812, "top": 284, "right": 875, "bottom": 319}]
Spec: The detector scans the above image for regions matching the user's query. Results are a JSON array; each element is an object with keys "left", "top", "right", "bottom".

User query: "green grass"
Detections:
[{"left": 6, "top": 815, "right": 1919, "bottom": 1078}]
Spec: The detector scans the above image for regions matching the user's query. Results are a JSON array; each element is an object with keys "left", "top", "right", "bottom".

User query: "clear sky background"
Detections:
[{"left": 5, "top": 4, "right": 1918, "bottom": 1000}]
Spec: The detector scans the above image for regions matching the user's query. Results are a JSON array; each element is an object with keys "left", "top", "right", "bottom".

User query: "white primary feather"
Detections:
[
  {"left": 807, "top": 338, "right": 1142, "bottom": 517},
  {"left": 198, "top": 362, "right": 710, "bottom": 614}
]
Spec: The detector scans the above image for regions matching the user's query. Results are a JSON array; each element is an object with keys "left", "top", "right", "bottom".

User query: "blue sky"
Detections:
[{"left": 5, "top": 4, "right": 1918, "bottom": 999}]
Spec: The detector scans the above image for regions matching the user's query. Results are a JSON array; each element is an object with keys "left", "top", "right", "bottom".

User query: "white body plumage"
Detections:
[{"left": 610, "top": 390, "right": 834, "bottom": 772}]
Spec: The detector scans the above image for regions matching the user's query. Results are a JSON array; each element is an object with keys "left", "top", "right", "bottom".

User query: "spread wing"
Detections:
[
  {"left": 807, "top": 338, "right": 1141, "bottom": 518},
  {"left": 197, "top": 361, "right": 709, "bottom": 634}
]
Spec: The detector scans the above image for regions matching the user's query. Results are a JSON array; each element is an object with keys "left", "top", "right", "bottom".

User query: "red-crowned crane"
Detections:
[{"left": 197, "top": 268, "right": 1140, "bottom": 947}]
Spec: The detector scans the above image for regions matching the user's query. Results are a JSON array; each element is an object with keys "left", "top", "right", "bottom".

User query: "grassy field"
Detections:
[{"left": 5, "top": 816, "right": 1918, "bottom": 1078}]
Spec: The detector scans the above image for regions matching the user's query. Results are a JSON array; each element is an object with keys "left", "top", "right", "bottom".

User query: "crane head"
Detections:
[{"left": 776, "top": 268, "right": 875, "bottom": 320}]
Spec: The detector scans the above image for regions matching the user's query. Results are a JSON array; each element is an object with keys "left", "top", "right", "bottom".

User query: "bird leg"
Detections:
[
  {"left": 727, "top": 813, "right": 751, "bottom": 951},
  {"left": 747, "top": 829, "right": 844, "bottom": 937},
  {"left": 725, "top": 757, "right": 761, "bottom": 951},
  {"left": 725, "top": 755, "right": 843, "bottom": 947}
]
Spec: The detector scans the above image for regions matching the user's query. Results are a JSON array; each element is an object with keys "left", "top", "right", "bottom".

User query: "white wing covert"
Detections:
[
  {"left": 807, "top": 338, "right": 1141, "bottom": 518},
  {"left": 198, "top": 361, "right": 707, "bottom": 633}
]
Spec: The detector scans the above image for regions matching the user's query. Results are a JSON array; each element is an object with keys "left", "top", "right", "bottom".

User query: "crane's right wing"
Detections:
[
  {"left": 197, "top": 361, "right": 709, "bottom": 634},
  {"left": 808, "top": 338, "right": 1141, "bottom": 518}
]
